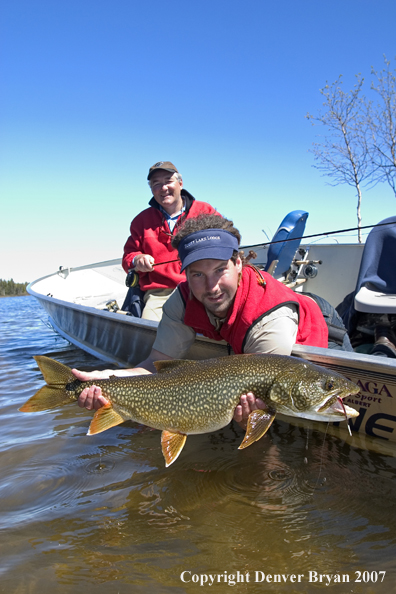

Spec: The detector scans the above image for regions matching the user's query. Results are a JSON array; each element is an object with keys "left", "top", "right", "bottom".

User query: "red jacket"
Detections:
[
  {"left": 122, "top": 190, "right": 218, "bottom": 291},
  {"left": 179, "top": 265, "right": 328, "bottom": 353}
]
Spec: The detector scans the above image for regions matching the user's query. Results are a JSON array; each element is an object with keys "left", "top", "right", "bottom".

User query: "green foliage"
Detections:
[{"left": 0, "top": 279, "right": 29, "bottom": 296}]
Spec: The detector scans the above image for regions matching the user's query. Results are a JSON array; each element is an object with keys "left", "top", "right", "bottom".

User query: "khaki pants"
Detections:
[{"left": 141, "top": 288, "right": 174, "bottom": 322}]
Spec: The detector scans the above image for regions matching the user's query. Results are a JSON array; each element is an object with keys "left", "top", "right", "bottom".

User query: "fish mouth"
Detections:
[
  {"left": 279, "top": 386, "right": 360, "bottom": 423},
  {"left": 316, "top": 388, "right": 360, "bottom": 419}
]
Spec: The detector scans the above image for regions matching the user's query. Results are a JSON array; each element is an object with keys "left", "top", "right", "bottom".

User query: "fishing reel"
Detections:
[
  {"left": 105, "top": 299, "right": 120, "bottom": 312},
  {"left": 125, "top": 269, "right": 140, "bottom": 288}
]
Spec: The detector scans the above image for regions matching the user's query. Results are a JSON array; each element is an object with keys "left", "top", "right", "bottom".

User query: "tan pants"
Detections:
[{"left": 141, "top": 288, "right": 174, "bottom": 322}]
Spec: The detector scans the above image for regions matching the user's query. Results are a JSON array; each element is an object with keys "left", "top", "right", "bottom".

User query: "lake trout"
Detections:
[{"left": 20, "top": 354, "right": 359, "bottom": 467}]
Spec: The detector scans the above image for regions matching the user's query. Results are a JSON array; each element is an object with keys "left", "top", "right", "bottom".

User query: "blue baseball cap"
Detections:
[{"left": 178, "top": 229, "right": 239, "bottom": 272}]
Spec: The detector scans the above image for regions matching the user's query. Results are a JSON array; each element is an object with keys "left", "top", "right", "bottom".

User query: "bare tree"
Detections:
[
  {"left": 306, "top": 76, "right": 372, "bottom": 242},
  {"left": 367, "top": 56, "right": 396, "bottom": 197}
]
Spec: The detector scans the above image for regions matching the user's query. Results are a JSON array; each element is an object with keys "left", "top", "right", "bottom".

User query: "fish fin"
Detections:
[
  {"left": 19, "top": 385, "right": 76, "bottom": 412},
  {"left": 161, "top": 430, "right": 187, "bottom": 467},
  {"left": 33, "top": 355, "right": 76, "bottom": 385},
  {"left": 154, "top": 359, "right": 199, "bottom": 373},
  {"left": 238, "top": 409, "right": 276, "bottom": 450},
  {"left": 88, "top": 404, "right": 126, "bottom": 435},
  {"left": 19, "top": 356, "right": 78, "bottom": 412}
]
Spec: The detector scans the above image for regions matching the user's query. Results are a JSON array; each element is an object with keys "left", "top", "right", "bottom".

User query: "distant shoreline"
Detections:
[{"left": 0, "top": 294, "right": 29, "bottom": 298}]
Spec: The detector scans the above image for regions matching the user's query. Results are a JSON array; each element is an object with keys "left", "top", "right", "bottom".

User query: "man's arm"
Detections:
[
  {"left": 74, "top": 348, "right": 173, "bottom": 410},
  {"left": 243, "top": 305, "right": 299, "bottom": 355},
  {"left": 122, "top": 215, "right": 146, "bottom": 273}
]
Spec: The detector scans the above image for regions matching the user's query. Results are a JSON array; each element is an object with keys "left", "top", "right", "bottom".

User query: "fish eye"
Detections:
[{"left": 321, "top": 378, "right": 334, "bottom": 391}]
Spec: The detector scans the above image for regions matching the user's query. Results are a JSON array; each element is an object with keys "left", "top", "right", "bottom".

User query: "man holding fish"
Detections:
[
  {"left": 20, "top": 213, "right": 358, "bottom": 467},
  {"left": 75, "top": 214, "right": 352, "bottom": 428}
]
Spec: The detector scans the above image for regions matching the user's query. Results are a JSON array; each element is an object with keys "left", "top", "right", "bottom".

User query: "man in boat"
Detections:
[
  {"left": 74, "top": 214, "right": 352, "bottom": 427},
  {"left": 122, "top": 161, "right": 218, "bottom": 321}
]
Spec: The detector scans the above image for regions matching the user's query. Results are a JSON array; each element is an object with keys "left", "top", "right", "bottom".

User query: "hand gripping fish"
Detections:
[{"left": 20, "top": 354, "right": 359, "bottom": 467}]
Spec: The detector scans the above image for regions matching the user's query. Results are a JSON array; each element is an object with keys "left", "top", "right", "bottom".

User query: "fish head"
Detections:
[{"left": 270, "top": 360, "right": 360, "bottom": 423}]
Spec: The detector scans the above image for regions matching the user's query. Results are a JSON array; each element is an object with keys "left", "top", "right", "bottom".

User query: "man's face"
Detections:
[
  {"left": 149, "top": 170, "right": 183, "bottom": 215},
  {"left": 186, "top": 257, "right": 242, "bottom": 318}
]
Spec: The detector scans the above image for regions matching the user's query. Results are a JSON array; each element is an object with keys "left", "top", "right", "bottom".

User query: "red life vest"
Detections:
[{"left": 179, "top": 265, "right": 328, "bottom": 353}]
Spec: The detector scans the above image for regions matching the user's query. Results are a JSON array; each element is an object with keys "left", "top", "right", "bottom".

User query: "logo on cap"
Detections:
[
  {"left": 153, "top": 162, "right": 164, "bottom": 167},
  {"left": 185, "top": 235, "right": 221, "bottom": 249}
]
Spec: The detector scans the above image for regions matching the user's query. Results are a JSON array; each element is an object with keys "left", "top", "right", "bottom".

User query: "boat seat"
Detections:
[
  {"left": 354, "top": 286, "right": 396, "bottom": 314},
  {"left": 264, "top": 210, "right": 309, "bottom": 277},
  {"left": 353, "top": 216, "right": 396, "bottom": 315}
]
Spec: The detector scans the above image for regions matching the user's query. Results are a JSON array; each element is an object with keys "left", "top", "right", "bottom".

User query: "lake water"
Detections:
[{"left": 1, "top": 296, "right": 396, "bottom": 593}]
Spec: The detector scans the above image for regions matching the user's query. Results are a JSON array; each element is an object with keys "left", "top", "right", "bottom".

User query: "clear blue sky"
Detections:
[{"left": 1, "top": 0, "right": 395, "bottom": 283}]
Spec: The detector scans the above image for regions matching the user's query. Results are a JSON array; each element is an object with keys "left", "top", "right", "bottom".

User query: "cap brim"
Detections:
[
  {"left": 147, "top": 167, "right": 177, "bottom": 180},
  {"left": 181, "top": 246, "right": 235, "bottom": 272}
]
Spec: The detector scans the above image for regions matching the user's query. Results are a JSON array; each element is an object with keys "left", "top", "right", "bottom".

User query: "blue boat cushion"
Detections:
[{"left": 264, "top": 210, "right": 309, "bottom": 276}]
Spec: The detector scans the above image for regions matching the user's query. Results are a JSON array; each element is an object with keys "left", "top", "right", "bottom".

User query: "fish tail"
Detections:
[{"left": 19, "top": 356, "right": 79, "bottom": 412}]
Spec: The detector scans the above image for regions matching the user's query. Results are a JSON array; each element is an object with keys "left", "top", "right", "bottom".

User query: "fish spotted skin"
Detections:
[
  {"left": 19, "top": 354, "right": 360, "bottom": 466},
  {"left": 88, "top": 355, "right": 359, "bottom": 431}
]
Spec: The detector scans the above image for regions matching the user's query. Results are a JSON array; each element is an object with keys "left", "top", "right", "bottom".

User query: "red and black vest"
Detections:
[{"left": 178, "top": 265, "right": 328, "bottom": 354}]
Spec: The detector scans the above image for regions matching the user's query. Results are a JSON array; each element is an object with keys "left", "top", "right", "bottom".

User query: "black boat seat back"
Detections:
[
  {"left": 354, "top": 215, "right": 396, "bottom": 314},
  {"left": 264, "top": 210, "right": 309, "bottom": 277}
]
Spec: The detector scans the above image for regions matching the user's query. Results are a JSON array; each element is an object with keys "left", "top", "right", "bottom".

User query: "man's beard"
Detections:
[{"left": 202, "top": 291, "right": 235, "bottom": 318}]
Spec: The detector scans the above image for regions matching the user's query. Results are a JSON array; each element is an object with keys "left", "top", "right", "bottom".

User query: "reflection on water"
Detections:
[{"left": 1, "top": 296, "right": 396, "bottom": 593}]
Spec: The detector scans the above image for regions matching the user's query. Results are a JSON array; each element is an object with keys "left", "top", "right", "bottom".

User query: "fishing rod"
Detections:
[
  {"left": 125, "top": 220, "right": 396, "bottom": 287},
  {"left": 248, "top": 220, "right": 396, "bottom": 250}
]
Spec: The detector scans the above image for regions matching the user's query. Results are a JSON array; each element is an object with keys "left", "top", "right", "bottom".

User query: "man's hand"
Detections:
[
  {"left": 133, "top": 254, "right": 155, "bottom": 272},
  {"left": 233, "top": 392, "right": 266, "bottom": 430},
  {"left": 77, "top": 384, "right": 109, "bottom": 411},
  {"left": 72, "top": 367, "right": 153, "bottom": 411},
  {"left": 72, "top": 369, "right": 111, "bottom": 411}
]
